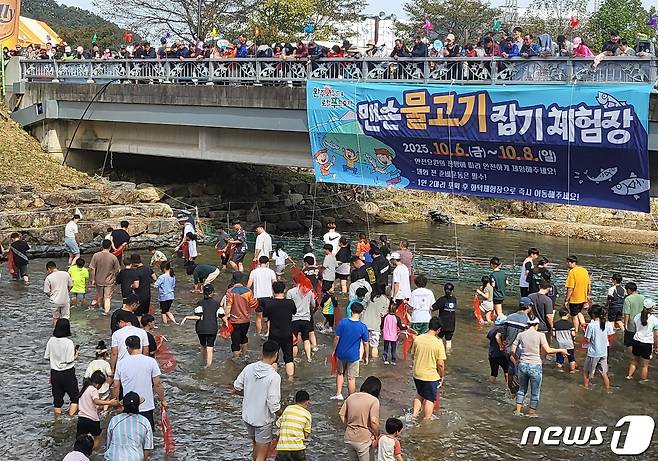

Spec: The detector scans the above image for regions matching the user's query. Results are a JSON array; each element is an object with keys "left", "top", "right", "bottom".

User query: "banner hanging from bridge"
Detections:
[{"left": 306, "top": 81, "right": 652, "bottom": 212}]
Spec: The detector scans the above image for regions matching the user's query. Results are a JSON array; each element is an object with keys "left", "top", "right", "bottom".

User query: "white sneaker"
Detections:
[
  {"left": 330, "top": 394, "right": 344, "bottom": 401},
  {"left": 384, "top": 360, "right": 390, "bottom": 365},
  {"left": 312, "top": 346, "right": 319, "bottom": 353}
]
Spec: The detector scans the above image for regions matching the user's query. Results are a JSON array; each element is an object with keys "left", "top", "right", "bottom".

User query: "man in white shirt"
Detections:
[
  {"left": 323, "top": 222, "right": 341, "bottom": 254},
  {"left": 408, "top": 274, "right": 436, "bottom": 334},
  {"left": 254, "top": 225, "right": 273, "bottom": 261},
  {"left": 44, "top": 261, "right": 73, "bottom": 323},
  {"left": 390, "top": 252, "right": 411, "bottom": 301},
  {"left": 111, "top": 310, "right": 149, "bottom": 370},
  {"left": 247, "top": 256, "right": 277, "bottom": 337},
  {"left": 287, "top": 285, "right": 316, "bottom": 361},
  {"left": 519, "top": 247, "right": 539, "bottom": 297},
  {"left": 112, "top": 335, "right": 167, "bottom": 429},
  {"left": 64, "top": 214, "right": 81, "bottom": 266}
]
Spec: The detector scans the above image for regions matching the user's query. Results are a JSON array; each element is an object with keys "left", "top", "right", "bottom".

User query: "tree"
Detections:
[
  {"left": 247, "top": 0, "right": 362, "bottom": 44},
  {"left": 93, "top": 0, "right": 260, "bottom": 42},
  {"left": 588, "top": 0, "right": 653, "bottom": 49},
  {"left": 400, "top": 0, "right": 500, "bottom": 45},
  {"left": 523, "top": 0, "right": 589, "bottom": 38}
]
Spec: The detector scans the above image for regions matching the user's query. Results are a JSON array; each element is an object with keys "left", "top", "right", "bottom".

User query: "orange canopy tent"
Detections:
[{"left": 17, "top": 16, "right": 62, "bottom": 48}]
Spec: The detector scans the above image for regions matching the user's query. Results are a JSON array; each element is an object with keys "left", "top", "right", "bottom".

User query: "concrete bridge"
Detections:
[{"left": 4, "top": 57, "right": 658, "bottom": 193}]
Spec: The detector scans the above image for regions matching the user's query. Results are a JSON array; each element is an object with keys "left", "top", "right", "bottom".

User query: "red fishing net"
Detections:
[
  {"left": 161, "top": 406, "right": 176, "bottom": 454},
  {"left": 402, "top": 331, "right": 416, "bottom": 361},
  {"left": 219, "top": 322, "right": 234, "bottom": 339},
  {"left": 472, "top": 294, "right": 484, "bottom": 325},
  {"left": 326, "top": 353, "right": 338, "bottom": 375},
  {"left": 154, "top": 335, "right": 177, "bottom": 373}
]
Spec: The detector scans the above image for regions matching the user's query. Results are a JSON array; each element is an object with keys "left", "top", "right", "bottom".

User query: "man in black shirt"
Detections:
[
  {"left": 261, "top": 281, "right": 297, "bottom": 379},
  {"left": 129, "top": 254, "right": 156, "bottom": 318},
  {"left": 117, "top": 259, "right": 138, "bottom": 303},
  {"left": 350, "top": 256, "right": 368, "bottom": 283},
  {"left": 110, "top": 293, "right": 140, "bottom": 333},
  {"left": 110, "top": 221, "right": 131, "bottom": 259},
  {"left": 602, "top": 30, "right": 620, "bottom": 55},
  {"left": 369, "top": 246, "right": 390, "bottom": 297},
  {"left": 9, "top": 232, "right": 30, "bottom": 282}
]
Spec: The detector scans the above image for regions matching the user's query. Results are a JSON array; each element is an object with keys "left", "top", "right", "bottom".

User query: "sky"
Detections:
[{"left": 55, "top": 0, "right": 658, "bottom": 21}]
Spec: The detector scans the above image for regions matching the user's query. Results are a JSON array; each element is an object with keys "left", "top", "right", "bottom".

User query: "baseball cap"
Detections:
[
  {"left": 194, "top": 306, "right": 203, "bottom": 314},
  {"left": 122, "top": 391, "right": 144, "bottom": 410},
  {"left": 446, "top": 33, "right": 455, "bottom": 42},
  {"left": 390, "top": 252, "right": 401, "bottom": 260},
  {"left": 519, "top": 297, "right": 533, "bottom": 308},
  {"left": 643, "top": 298, "right": 656, "bottom": 309},
  {"left": 527, "top": 317, "right": 540, "bottom": 325}
]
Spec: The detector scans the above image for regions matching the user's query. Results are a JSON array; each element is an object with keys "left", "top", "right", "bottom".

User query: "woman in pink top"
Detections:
[{"left": 572, "top": 37, "right": 594, "bottom": 57}]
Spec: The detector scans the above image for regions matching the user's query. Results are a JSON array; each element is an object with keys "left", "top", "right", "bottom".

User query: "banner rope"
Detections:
[
  {"left": 447, "top": 79, "right": 461, "bottom": 278},
  {"left": 353, "top": 78, "right": 371, "bottom": 240},
  {"left": 566, "top": 82, "right": 576, "bottom": 257}
]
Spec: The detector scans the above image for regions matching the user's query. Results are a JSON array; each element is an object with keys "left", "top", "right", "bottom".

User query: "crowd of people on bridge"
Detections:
[
  {"left": 4, "top": 27, "right": 655, "bottom": 65},
  {"left": 2, "top": 214, "right": 658, "bottom": 460}
]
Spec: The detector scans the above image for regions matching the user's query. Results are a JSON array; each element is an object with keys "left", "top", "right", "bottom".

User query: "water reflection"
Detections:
[{"left": 1, "top": 222, "right": 656, "bottom": 460}]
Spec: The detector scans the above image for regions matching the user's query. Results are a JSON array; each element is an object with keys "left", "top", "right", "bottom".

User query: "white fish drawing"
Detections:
[
  {"left": 586, "top": 167, "right": 618, "bottom": 183},
  {"left": 596, "top": 92, "right": 626, "bottom": 108},
  {"left": 611, "top": 172, "right": 650, "bottom": 199}
]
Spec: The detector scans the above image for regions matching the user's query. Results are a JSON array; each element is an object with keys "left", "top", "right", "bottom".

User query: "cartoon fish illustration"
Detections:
[
  {"left": 596, "top": 92, "right": 626, "bottom": 108},
  {"left": 585, "top": 167, "right": 618, "bottom": 183},
  {"left": 611, "top": 172, "right": 650, "bottom": 199}
]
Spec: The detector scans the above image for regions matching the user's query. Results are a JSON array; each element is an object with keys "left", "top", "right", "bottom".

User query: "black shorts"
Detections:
[
  {"left": 323, "top": 313, "right": 335, "bottom": 327},
  {"left": 198, "top": 333, "right": 217, "bottom": 347},
  {"left": 276, "top": 450, "right": 307, "bottom": 461},
  {"left": 632, "top": 340, "right": 653, "bottom": 360},
  {"left": 336, "top": 273, "right": 349, "bottom": 281},
  {"left": 413, "top": 378, "right": 438, "bottom": 402},
  {"left": 140, "top": 410, "right": 155, "bottom": 430},
  {"left": 569, "top": 303, "right": 585, "bottom": 317},
  {"left": 322, "top": 280, "right": 334, "bottom": 291},
  {"left": 607, "top": 308, "right": 623, "bottom": 322},
  {"left": 270, "top": 335, "right": 294, "bottom": 364},
  {"left": 230, "top": 322, "right": 250, "bottom": 352},
  {"left": 624, "top": 330, "right": 636, "bottom": 348},
  {"left": 438, "top": 330, "right": 454, "bottom": 341},
  {"left": 291, "top": 320, "right": 313, "bottom": 341},
  {"left": 136, "top": 298, "right": 151, "bottom": 316},
  {"left": 16, "top": 263, "right": 28, "bottom": 278},
  {"left": 256, "top": 298, "right": 269, "bottom": 314},
  {"left": 493, "top": 298, "right": 504, "bottom": 305},
  {"left": 489, "top": 356, "right": 509, "bottom": 378},
  {"left": 160, "top": 300, "right": 173, "bottom": 314},
  {"left": 50, "top": 368, "right": 79, "bottom": 408},
  {"left": 232, "top": 252, "right": 246, "bottom": 263},
  {"left": 76, "top": 416, "right": 101, "bottom": 437}
]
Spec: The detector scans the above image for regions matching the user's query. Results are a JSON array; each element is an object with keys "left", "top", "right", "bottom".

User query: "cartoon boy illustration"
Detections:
[
  {"left": 370, "top": 147, "right": 402, "bottom": 186},
  {"left": 342, "top": 148, "right": 359, "bottom": 174},
  {"left": 314, "top": 148, "right": 335, "bottom": 176}
]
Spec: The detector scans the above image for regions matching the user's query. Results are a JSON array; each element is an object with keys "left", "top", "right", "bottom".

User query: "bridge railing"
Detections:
[{"left": 18, "top": 57, "right": 658, "bottom": 85}]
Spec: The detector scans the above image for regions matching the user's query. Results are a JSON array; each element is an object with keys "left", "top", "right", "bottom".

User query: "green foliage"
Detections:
[
  {"left": 400, "top": 0, "right": 500, "bottom": 44},
  {"left": 246, "top": 0, "right": 362, "bottom": 43},
  {"left": 524, "top": 0, "right": 589, "bottom": 38},
  {"left": 21, "top": 0, "right": 130, "bottom": 48},
  {"left": 588, "top": 0, "right": 653, "bottom": 49}
]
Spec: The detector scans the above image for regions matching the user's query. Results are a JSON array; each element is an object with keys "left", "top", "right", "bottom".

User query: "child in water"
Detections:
[
  {"left": 476, "top": 276, "right": 495, "bottom": 323},
  {"left": 319, "top": 285, "right": 337, "bottom": 334},
  {"left": 553, "top": 308, "right": 577, "bottom": 373},
  {"left": 272, "top": 243, "right": 294, "bottom": 278},
  {"left": 84, "top": 341, "right": 113, "bottom": 401},
  {"left": 433, "top": 282, "right": 458, "bottom": 353},
  {"left": 68, "top": 258, "right": 89, "bottom": 307},
  {"left": 154, "top": 261, "right": 177, "bottom": 325},
  {"left": 583, "top": 305, "right": 613, "bottom": 390},
  {"left": 76, "top": 370, "right": 119, "bottom": 449},
  {"left": 381, "top": 302, "right": 407, "bottom": 365},
  {"left": 377, "top": 417, "right": 404, "bottom": 461}
]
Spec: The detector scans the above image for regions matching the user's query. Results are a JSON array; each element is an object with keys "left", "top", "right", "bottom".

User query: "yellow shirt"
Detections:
[
  {"left": 565, "top": 266, "right": 590, "bottom": 304},
  {"left": 411, "top": 333, "right": 446, "bottom": 382},
  {"left": 68, "top": 265, "right": 89, "bottom": 294},
  {"left": 276, "top": 404, "right": 312, "bottom": 451}
]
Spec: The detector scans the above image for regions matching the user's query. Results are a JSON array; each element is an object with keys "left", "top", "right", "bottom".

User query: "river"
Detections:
[{"left": 1, "top": 222, "right": 656, "bottom": 460}]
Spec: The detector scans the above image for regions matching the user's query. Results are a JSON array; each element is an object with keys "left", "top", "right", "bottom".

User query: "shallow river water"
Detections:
[{"left": 1, "top": 222, "right": 657, "bottom": 460}]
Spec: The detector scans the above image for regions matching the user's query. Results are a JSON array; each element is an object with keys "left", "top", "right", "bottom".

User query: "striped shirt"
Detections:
[
  {"left": 104, "top": 414, "right": 153, "bottom": 461},
  {"left": 275, "top": 404, "right": 312, "bottom": 451}
]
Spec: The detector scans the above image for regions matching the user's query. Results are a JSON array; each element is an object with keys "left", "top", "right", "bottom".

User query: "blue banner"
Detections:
[{"left": 307, "top": 81, "right": 651, "bottom": 212}]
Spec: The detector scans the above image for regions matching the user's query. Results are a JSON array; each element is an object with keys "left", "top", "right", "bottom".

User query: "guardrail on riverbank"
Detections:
[{"left": 18, "top": 57, "right": 658, "bottom": 85}]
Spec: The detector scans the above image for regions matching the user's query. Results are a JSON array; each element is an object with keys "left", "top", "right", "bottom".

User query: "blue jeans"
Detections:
[
  {"left": 383, "top": 340, "right": 397, "bottom": 361},
  {"left": 516, "top": 362, "right": 543, "bottom": 409}
]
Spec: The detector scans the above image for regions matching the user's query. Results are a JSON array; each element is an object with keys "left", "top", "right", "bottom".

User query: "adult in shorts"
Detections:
[
  {"left": 44, "top": 261, "right": 73, "bottom": 322},
  {"left": 64, "top": 214, "right": 81, "bottom": 266},
  {"left": 234, "top": 341, "right": 281, "bottom": 461},
  {"left": 262, "top": 281, "right": 297, "bottom": 379},
  {"left": 88, "top": 239, "right": 121, "bottom": 315},
  {"left": 411, "top": 317, "right": 446, "bottom": 420},
  {"left": 332, "top": 302, "right": 369, "bottom": 400},
  {"left": 225, "top": 271, "right": 258, "bottom": 358},
  {"left": 626, "top": 300, "right": 658, "bottom": 382},
  {"left": 287, "top": 285, "right": 316, "bottom": 362},
  {"left": 44, "top": 319, "right": 79, "bottom": 416}
]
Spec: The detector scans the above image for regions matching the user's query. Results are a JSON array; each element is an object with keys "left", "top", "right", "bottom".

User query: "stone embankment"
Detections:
[{"left": 1, "top": 181, "right": 178, "bottom": 257}]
